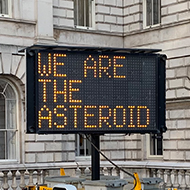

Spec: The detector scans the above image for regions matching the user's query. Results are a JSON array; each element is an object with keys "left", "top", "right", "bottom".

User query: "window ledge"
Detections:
[
  {"left": 0, "top": 17, "right": 36, "bottom": 25},
  {"left": 54, "top": 25, "right": 123, "bottom": 37},
  {"left": 143, "top": 23, "right": 161, "bottom": 30},
  {"left": 75, "top": 156, "right": 91, "bottom": 162},
  {"left": 124, "top": 19, "right": 190, "bottom": 37},
  {"left": 0, "top": 14, "right": 9, "bottom": 17},
  {"left": 74, "top": 25, "right": 94, "bottom": 30},
  {"left": 147, "top": 155, "right": 163, "bottom": 161},
  {"left": 0, "top": 159, "right": 19, "bottom": 165}
]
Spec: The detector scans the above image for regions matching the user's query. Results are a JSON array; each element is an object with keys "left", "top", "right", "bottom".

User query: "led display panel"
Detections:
[{"left": 26, "top": 47, "right": 166, "bottom": 134}]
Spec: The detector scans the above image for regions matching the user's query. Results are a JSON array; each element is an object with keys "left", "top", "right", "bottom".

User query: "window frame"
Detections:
[
  {"left": 75, "top": 134, "right": 91, "bottom": 161},
  {"left": 0, "top": 78, "right": 19, "bottom": 163},
  {"left": 146, "top": 134, "right": 163, "bottom": 160},
  {"left": 74, "top": 0, "right": 95, "bottom": 29},
  {"left": 0, "top": 0, "right": 12, "bottom": 17},
  {"left": 143, "top": 0, "right": 161, "bottom": 28}
]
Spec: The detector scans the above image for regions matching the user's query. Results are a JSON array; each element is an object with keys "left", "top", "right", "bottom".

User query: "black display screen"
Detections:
[{"left": 26, "top": 47, "right": 166, "bottom": 134}]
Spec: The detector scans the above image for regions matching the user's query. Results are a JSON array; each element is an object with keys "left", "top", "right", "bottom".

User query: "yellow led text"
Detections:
[
  {"left": 54, "top": 105, "right": 67, "bottom": 128},
  {"left": 99, "top": 106, "right": 112, "bottom": 128},
  {"left": 113, "top": 56, "right": 126, "bottom": 78},
  {"left": 69, "top": 80, "right": 82, "bottom": 103},
  {"left": 43, "top": 80, "right": 82, "bottom": 103},
  {"left": 137, "top": 106, "right": 149, "bottom": 128},
  {"left": 38, "top": 105, "right": 52, "bottom": 128},
  {"left": 128, "top": 106, "right": 135, "bottom": 128},
  {"left": 69, "top": 105, "right": 82, "bottom": 128},
  {"left": 38, "top": 79, "right": 51, "bottom": 102},
  {"left": 84, "top": 55, "right": 97, "bottom": 78},
  {"left": 113, "top": 106, "right": 126, "bottom": 128},
  {"left": 37, "top": 53, "right": 67, "bottom": 77},
  {"left": 84, "top": 55, "right": 126, "bottom": 78},
  {"left": 53, "top": 80, "right": 67, "bottom": 103},
  {"left": 38, "top": 53, "right": 52, "bottom": 77},
  {"left": 53, "top": 53, "right": 67, "bottom": 77},
  {"left": 38, "top": 105, "right": 150, "bottom": 129},
  {"left": 99, "top": 55, "right": 112, "bottom": 78},
  {"left": 84, "top": 105, "right": 97, "bottom": 128},
  {"left": 38, "top": 53, "right": 126, "bottom": 79}
]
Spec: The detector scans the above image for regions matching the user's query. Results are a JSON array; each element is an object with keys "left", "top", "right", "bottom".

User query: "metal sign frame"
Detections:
[{"left": 26, "top": 45, "right": 166, "bottom": 134}]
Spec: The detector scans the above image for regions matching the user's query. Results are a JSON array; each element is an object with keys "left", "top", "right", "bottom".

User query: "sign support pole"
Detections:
[{"left": 91, "top": 134, "right": 100, "bottom": 180}]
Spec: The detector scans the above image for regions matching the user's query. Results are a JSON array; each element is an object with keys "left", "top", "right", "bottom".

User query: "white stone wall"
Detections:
[
  {"left": 124, "top": 0, "right": 142, "bottom": 33},
  {"left": 165, "top": 107, "right": 190, "bottom": 161},
  {"left": 53, "top": 0, "right": 74, "bottom": 27},
  {"left": 101, "top": 134, "right": 142, "bottom": 161},
  {"left": 123, "top": 22, "right": 190, "bottom": 161},
  {"left": 95, "top": 0, "right": 123, "bottom": 33},
  {"left": 0, "top": 0, "right": 190, "bottom": 165},
  {"left": 25, "top": 134, "right": 75, "bottom": 163},
  {"left": 161, "top": 0, "right": 190, "bottom": 25},
  {"left": 0, "top": 20, "right": 35, "bottom": 46}
]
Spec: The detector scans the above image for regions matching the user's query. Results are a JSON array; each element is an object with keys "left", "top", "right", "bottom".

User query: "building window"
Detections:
[
  {"left": 0, "top": 79, "right": 18, "bottom": 160},
  {"left": 150, "top": 134, "right": 163, "bottom": 155},
  {"left": 74, "top": 0, "right": 94, "bottom": 28},
  {"left": 0, "top": 0, "right": 10, "bottom": 16},
  {"left": 75, "top": 134, "right": 91, "bottom": 157},
  {"left": 144, "top": 0, "right": 161, "bottom": 27}
]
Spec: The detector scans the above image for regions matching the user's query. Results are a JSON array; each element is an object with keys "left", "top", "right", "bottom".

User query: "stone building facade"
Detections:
[{"left": 0, "top": 0, "right": 190, "bottom": 182}]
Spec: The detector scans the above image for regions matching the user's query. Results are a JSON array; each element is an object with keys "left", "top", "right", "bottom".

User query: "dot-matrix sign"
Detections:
[{"left": 26, "top": 48, "right": 166, "bottom": 134}]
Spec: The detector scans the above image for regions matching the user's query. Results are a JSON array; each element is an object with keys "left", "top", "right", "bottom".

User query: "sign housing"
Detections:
[{"left": 26, "top": 46, "right": 166, "bottom": 134}]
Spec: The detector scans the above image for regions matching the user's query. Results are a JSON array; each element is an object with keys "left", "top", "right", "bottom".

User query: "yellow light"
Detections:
[
  {"left": 54, "top": 80, "right": 67, "bottom": 103},
  {"left": 84, "top": 55, "right": 97, "bottom": 78},
  {"left": 38, "top": 105, "right": 52, "bottom": 128}
]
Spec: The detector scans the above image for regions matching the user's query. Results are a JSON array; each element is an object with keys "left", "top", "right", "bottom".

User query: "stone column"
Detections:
[
  {"left": 173, "top": 170, "right": 179, "bottom": 189},
  {"left": 2, "top": 171, "right": 9, "bottom": 190},
  {"left": 165, "top": 169, "right": 172, "bottom": 189},
  {"left": 11, "top": 170, "right": 18, "bottom": 190},
  {"left": 179, "top": 170, "right": 186, "bottom": 190},
  {"left": 28, "top": 170, "right": 34, "bottom": 186},
  {"left": 35, "top": 0, "right": 55, "bottom": 44},
  {"left": 19, "top": 170, "right": 26, "bottom": 190}
]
